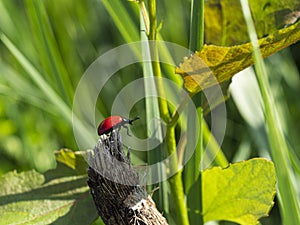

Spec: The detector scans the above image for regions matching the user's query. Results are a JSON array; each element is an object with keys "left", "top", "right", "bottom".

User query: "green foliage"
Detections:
[
  {"left": 0, "top": 0, "right": 299, "bottom": 225},
  {"left": 0, "top": 151, "right": 276, "bottom": 225},
  {"left": 0, "top": 0, "right": 98, "bottom": 172},
  {"left": 240, "top": 1, "right": 300, "bottom": 223},
  {"left": 204, "top": 0, "right": 300, "bottom": 45},
  {"left": 202, "top": 158, "right": 276, "bottom": 225},
  {"left": 55, "top": 149, "right": 88, "bottom": 175},
  {"left": 0, "top": 167, "right": 98, "bottom": 225},
  {"left": 176, "top": 20, "right": 300, "bottom": 93}
]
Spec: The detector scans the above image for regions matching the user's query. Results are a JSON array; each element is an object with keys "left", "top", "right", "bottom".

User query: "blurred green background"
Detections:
[
  {"left": 0, "top": 0, "right": 299, "bottom": 170},
  {"left": 0, "top": 1, "right": 299, "bottom": 224},
  {"left": 0, "top": 0, "right": 190, "bottom": 173}
]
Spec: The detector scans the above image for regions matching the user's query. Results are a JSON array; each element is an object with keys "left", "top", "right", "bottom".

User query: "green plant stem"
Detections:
[
  {"left": 189, "top": 0, "right": 204, "bottom": 51},
  {"left": 147, "top": 0, "right": 189, "bottom": 224},
  {"left": 240, "top": 0, "right": 300, "bottom": 224},
  {"left": 166, "top": 126, "right": 190, "bottom": 225},
  {"left": 169, "top": 93, "right": 194, "bottom": 126},
  {"left": 186, "top": 1, "right": 205, "bottom": 224},
  {"left": 148, "top": 0, "right": 169, "bottom": 121},
  {"left": 139, "top": 1, "right": 150, "bottom": 34},
  {"left": 185, "top": 107, "right": 203, "bottom": 224},
  {"left": 202, "top": 120, "right": 229, "bottom": 168},
  {"left": 139, "top": 2, "right": 169, "bottom": 215},
  {"left": 148, "top": 0, "right": 156, "bottom": 41}
]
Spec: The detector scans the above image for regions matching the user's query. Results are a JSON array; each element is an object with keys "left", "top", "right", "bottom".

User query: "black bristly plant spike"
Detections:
[{"left": 87, "top": 130, "right": 168, "bottom": 225}]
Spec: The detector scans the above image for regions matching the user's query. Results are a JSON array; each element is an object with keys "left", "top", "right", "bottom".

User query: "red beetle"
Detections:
[{"left": 97, "top": 116, "right": 139, "bottom": 136}]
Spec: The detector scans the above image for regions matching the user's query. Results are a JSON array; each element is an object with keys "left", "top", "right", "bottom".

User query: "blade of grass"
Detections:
[
  {"left": 185, "top": 1, "right": 205, "bottom": 224},
  {"left": 185, "top": 108, "right": 203, "bottom": 224},
  {"left": 189, "top": 0, "right": 204, "bottom": 51},
  {"left": 0, "top": 34, "right": 95, "bottom": 146},
  {"left": 202, "top": 120, "right": 229, "bottom": 168},
  {"left": 184, "top": 107, "right": 202, "bottom": 193},
  {"left": 148, "top": 0, "right": 189, "bottom": 224},
  {"left": 100, "top": 0, "right": 144, "bottom": 59},
  {"left": 166, "top": 126, "right": 189, "bottom": 225},
  {"left": 0, "top": 61, "right": 58, "bottom": 115},
  {"left": 1, "top": 34, "right": 72, "bottom": 123},
  {"left": 139, "top": 1, "right": 169, "bottom": 215},
  {"left": 101, "top": 0, "right": 139, "bottom": 44},
  {"left": 148, "top": 0, "right": 169, "bottom": 121},
  {"left": 240, "top": 0, "right": 300, "bottom": 224},
  {"left": 25, "top": 0, "right": 73, "bottom": 106},
  {"left": 101, "top": 1, "right": 183, "bottom": 87}
]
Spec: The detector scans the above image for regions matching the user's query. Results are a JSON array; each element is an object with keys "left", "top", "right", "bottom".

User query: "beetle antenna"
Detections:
[{"left": 129, "top": 116, "right": 140, "bottom": 124}]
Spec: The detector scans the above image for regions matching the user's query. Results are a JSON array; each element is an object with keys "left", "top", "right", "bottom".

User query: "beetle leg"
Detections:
[{"left": 123, "top": 125, "right": 131, "bottom": 136}]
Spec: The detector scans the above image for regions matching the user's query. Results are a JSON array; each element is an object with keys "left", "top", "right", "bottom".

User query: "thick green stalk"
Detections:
[
  {"left": 148, "top": 0, "right": 189, "bottom": 224},
  {"left": 166, "top": 126, "right": 190, "bottom": 225},
  {"left": 189, "top": 0, "right": 204, "bottom": 51},
  {"left": 185, "top": 108, "right": 203, "bottom": 225},
  {"left": 139, "top": 1, "right": 169, "bottom": 215},
  {"left": 148, "top": 0, "right": 156, "bottom": 41},
  {"left": 240, "top": 0, "right": 300, "bottom": 224},
  {"left": 186, "top": 1, "right": 205, "bottom": 224},
  {"left": 148, "top": 0, "right": 169, "bottom": 121}
]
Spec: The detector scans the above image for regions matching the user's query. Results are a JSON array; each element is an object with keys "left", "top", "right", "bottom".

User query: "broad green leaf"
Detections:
[
  {"left": 175, "top": 20, "right": 300, "bottom": 93},
  {"left": 0, "top": 153, "right": 97, "bottom": 225},
  {"left": 202, "top": 158, "right": 276, "bottom": 225},
  {"left": 204, "top": 0, "right": 300, "bottom": 45}
]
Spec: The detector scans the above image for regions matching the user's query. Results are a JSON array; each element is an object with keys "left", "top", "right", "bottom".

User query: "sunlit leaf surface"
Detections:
[
  {"left": 0, "top": 150, "right": 97, "bottom": 225},
  {"left": 176, "top": 21, "right": 300, "bottom": 93},
  {"left": 202, "top": 158, "right": 276, "bottom": 225}
]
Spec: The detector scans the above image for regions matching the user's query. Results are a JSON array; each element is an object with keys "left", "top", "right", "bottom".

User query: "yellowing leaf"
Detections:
[
  {"left": 55, "top": 148, "right": 89, "bottom": 175},
  {"left": 204, "top": 0, "right": 300, "bottom": 45},
  {"left": 176, "top": 20, "right": 300, "bottom": 93},
  {"left": 203, "top": 158, "right": 276, "bottom": 225},
  {"left": 56, "top": 148, "right": 77, "bottom": 169},
  {"left": 204, "top": 0, "right": 247, "bottom": 45}
]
